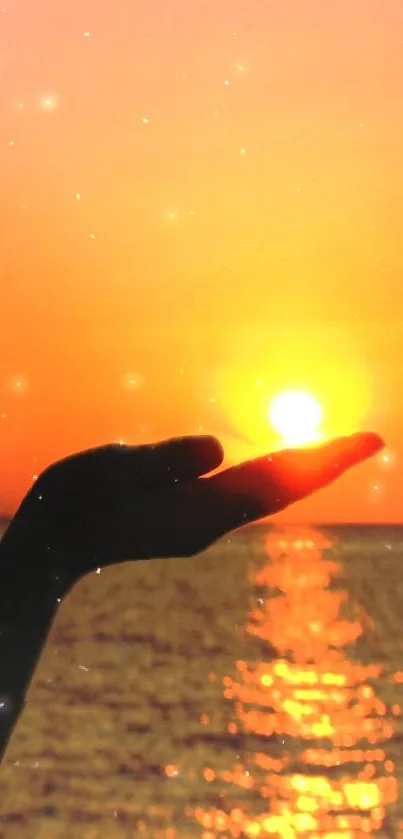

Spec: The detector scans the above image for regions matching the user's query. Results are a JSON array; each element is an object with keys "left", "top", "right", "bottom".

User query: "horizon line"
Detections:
[{"left": 0, "top": 516, "right": 402, "bottom": 529}]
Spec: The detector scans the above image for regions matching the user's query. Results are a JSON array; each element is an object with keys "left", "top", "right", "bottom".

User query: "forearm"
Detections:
[
  {"left": 0, "top": 508, "right": 63, "bottom": 762},
  {"left": 0, "top": 618, "right": 55, "bottom": 761}
]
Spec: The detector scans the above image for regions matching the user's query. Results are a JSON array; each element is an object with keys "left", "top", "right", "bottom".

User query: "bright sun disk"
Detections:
[{"left": 269, "top": 389, "right": 323, "bottom": 445}]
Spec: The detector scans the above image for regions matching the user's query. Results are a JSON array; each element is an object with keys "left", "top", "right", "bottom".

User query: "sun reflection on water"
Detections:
[{"left": 190, "top": 528, "right": 399, "bottom": 838}]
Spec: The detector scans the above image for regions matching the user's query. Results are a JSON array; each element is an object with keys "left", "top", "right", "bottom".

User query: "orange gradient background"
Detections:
[{"left": 0, "top": 0, "right": 402, "bottom": 521}]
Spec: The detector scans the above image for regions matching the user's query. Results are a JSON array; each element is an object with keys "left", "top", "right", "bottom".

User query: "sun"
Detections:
[{"left": 269, "top": 389, "right": 323, "bottom": 446}]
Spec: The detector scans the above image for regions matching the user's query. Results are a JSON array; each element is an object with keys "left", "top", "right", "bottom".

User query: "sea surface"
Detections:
[{"left": 1, "top": 523, "right": 403, "bottom": 838}]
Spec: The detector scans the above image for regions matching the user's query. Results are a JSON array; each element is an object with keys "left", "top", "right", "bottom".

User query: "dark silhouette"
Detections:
[{"left": 0, "top": 431, "right": 384, "bottom": 762}]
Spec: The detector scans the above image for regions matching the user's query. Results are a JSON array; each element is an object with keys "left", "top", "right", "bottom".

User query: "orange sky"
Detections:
[{"left": 0, "top": 0, "right": 402, "bottom": 521}]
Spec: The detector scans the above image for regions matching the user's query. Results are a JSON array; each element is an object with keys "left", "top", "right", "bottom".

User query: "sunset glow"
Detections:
[{"left": 0, "top": 0, "right": 401, "bottom": 522}]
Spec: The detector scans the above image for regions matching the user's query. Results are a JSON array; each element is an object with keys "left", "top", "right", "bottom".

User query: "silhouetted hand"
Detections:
[
  {"left": 0, "top": 431, "right": 384, "bottom": 764},
  {"left": 2, "top": 432, "right": 384, "bottom": 591}
]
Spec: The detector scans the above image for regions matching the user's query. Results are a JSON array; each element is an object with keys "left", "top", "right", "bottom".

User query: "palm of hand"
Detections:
[{"left": 19, "top": 432, "right": 382, "bottom": 584}]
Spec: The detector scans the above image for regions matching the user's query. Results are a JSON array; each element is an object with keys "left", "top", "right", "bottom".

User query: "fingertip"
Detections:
[
  {"left": 336, "top": 431, "right": 385, "bottom": 467},
  {"left": 348, "top": 431, "right": 385, "bottom": 454},
  {"left": 198, "top": 435, "right": 225, "bottom": 468}
]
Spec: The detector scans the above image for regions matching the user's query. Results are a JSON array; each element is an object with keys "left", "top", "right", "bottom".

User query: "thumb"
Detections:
[
  {"left": 204, "top": 432, "right": 384, "bottom": 534},
  {"left": 273, "top": 432, "right": 385, "bottom": 496}
]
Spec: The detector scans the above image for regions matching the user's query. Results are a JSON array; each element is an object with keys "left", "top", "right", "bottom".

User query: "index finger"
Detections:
[{"left": 204, "top": 432, "right": 384, "bottom": 536}]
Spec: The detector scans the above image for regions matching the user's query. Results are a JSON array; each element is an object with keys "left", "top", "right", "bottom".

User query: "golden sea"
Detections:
[{"left": 1, "top": 523, "right": 403, "bottom": 838}]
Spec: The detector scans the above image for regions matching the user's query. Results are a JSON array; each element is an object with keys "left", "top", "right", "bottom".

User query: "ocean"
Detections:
[{"left": 1, "top": 522, "right": 403, "bottom": 838}]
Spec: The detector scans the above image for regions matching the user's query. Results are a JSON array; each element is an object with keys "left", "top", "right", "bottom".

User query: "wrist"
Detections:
[
  {"left": 0, "top": 492, "right": 76, "bottom": 611},
  {"left": 0, "top": 508, "right": 65, "bottom": 761}
]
